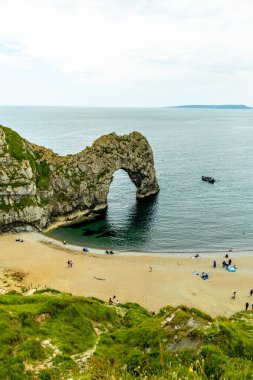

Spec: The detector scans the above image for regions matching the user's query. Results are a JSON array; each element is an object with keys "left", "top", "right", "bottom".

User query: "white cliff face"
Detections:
[{"left": 0, "top": 126, "right": 159, "bottom": 232}]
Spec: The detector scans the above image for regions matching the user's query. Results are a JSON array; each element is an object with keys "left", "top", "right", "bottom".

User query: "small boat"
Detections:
[{"left": 202, "top": 176, "right": 215, "bottom": 183}]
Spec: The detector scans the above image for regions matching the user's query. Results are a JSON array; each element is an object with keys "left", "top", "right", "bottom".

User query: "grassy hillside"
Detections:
[{"left": 0, "top": 290, "right": 253, "bottom": 379}]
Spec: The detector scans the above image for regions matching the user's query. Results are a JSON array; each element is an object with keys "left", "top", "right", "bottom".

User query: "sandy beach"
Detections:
[{"left": 0, "top": 232, "right": 253, "bottom": 317}]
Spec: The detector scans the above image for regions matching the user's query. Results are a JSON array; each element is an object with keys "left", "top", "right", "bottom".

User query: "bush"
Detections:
[
  {"left": 200, "top": 345, "right": 228, "bottom": 379},
  {"left": 17, "top": 339, "right": 46, "bottom": 361}
]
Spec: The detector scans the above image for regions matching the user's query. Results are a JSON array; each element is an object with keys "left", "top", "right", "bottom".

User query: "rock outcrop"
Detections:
[{"left": 0, "top": 125, "right": 159, "bottom": 232}]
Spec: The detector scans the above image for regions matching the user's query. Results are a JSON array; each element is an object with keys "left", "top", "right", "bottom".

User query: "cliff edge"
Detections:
[{"left": 0, "top": 126, "right": 159, "bottom": 232}]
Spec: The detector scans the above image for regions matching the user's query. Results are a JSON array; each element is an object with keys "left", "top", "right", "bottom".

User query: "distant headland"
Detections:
[{"left": 170, "top": 104, "right": 252, "bottom": 109}]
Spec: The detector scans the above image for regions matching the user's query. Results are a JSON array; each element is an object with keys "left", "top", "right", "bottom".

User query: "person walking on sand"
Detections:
[
  {"left": 246, "top": 302, "right": 249, "bottom": 311},
  {"left": 213, "top": 260, "right": 217, "bottom": 268},
  {"left": 250, "top": 289, "right": 253, "bottom": 296},
  {"left": 231, "top": 291, "right": 236, "bottom": 299}
]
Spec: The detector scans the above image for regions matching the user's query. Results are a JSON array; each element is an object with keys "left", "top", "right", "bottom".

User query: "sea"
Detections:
[{"left": 1, "top": 106, "right": 253, "bottom": 254}]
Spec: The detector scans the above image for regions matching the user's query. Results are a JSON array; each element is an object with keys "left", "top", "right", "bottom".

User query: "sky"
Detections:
[{"left": 0, "top": 0, "right": 253, "bottom": 107}]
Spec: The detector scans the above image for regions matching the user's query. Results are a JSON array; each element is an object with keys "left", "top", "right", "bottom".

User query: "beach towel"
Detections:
[{"left": 228, "top": 266, "right": 236, "bottom": 272}]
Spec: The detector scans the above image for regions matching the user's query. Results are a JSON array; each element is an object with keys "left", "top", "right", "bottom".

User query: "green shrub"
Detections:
[
  {"left": 200, "top": 345, "right": 228, "bottom": 379},
  {"left": 17, "top": 339, "right": 46, "bottom": 361},
  {"left": 35, "top": 159, "right": 51, "bottom": 190},
  {"left": 37, "top": 368, "right": 61, "bottom": 380}
]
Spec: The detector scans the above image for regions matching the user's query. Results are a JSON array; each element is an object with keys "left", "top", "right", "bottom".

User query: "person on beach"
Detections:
[
  {"left": 250, "top": 289, "right": 253, "bottom": 296},
  {"left": 231, "top": 291, "right": 236, "bottom": 299},
  {"left": 225, "top": 253, "right": 229, "bottom": 258},
  {"left": 213, "top": 260, "right": 216, "bottom": 268},
  {"left": 228, "top": 259, "right": 232, "bottom": 266},
  {"left": 63, "top": 241, "right": 66, "bottom": 245},
  {"left": 109, "top": 297, "right": 113, "bottom": 304},
  {"left": 67, "top": 260, "right": 70, "bottom": 268},
  {"left": 246, "top": 302, "right": 249, "bottom": 311},
  {"left": 201, "top": 272, "right": 208, "bottom": 280}
]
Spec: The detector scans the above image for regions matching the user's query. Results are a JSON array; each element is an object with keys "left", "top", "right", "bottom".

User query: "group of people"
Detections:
[
  {"left": 221, "top": 258, "right": 236, "bottom": 268},
  {"left": 211, "top": 256, "right": 237, "bottom": 272},
  {"left": 231, "top": 289, "right": 253, "bottom": 311},
  {"left": 245, "top": 290, "right": 253, "bottom": 310},
  {"left": 105, "top": 250, "right": 115, "bottom": 255},
  {"left": 201, "top": 272, "right": 209, "bottom": 280},
  {"left": 194, "top": 271, "right": 209, "bottom": 280},
  {"left": 108, "top": 295, "right": 119, "bottom": 305}
]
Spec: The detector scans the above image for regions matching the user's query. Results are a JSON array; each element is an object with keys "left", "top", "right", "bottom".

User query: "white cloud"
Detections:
[{"left": 0, "top": 0, "right": 253, "bottom": 104}]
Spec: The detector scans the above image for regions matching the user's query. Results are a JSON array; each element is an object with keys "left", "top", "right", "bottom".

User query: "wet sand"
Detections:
[{"left": 0, "top": 232, "right": 253, "bottom": 317}]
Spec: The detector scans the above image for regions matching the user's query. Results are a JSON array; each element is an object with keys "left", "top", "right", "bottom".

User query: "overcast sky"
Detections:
[{"left": 0, "top": 0, "right": 253, "bottom": 107}]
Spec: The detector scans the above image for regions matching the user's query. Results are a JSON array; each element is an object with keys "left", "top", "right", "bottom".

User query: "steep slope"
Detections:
[{"left": 0, "top": 291, "right": 253, "bottom": 380}]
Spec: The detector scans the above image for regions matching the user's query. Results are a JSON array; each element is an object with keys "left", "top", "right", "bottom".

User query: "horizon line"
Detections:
[{"left": 0, "top": 104, "right": 252, "bottom": 108}]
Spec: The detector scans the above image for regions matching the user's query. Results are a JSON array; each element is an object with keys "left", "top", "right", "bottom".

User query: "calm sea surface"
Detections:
[{"left": 1, "top": 106, "right": 253, "bottom": 253}]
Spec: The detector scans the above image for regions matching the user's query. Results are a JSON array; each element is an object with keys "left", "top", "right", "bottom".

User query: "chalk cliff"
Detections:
[{"left": 0, "top": 126, "right": 159, "bottom": 232}]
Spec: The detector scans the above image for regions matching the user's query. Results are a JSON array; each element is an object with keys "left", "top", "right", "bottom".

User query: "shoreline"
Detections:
[
  {"left": 43, "top": 231, "right": 253, "bottom": 258},
  {"left": 1, "top": 231, "right": 253, "bottom": 317}
]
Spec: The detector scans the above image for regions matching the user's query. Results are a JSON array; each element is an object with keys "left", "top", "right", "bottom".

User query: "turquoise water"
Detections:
[{"left": 1, "top": 106, "right": 253, "bottom": 253}]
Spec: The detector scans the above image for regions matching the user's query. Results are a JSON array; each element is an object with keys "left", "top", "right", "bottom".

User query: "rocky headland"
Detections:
[{"left": 0, "top": 126, "right": 159, "bottom": 232}]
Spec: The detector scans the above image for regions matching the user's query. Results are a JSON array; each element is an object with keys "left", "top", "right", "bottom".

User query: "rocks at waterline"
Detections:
[{"left": 0, "top": 126, "right": 159, "bottom": 232}]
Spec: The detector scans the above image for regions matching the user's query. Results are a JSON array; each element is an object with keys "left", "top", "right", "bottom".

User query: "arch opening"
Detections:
[{"left": 107, "top": 169, "right": 136, "bottom": 224}]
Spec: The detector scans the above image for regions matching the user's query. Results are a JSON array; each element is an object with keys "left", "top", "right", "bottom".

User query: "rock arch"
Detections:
[{"left": 0, "top": 126, "right": 159, "bottom": 231}]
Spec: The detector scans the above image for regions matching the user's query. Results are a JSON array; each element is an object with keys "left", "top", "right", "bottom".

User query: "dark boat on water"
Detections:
[{"left": 202, "top": 176, "right": 215, "bottom": 184}]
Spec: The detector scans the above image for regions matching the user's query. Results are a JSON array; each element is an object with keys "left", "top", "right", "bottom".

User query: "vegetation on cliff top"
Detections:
[
  {"left": 0, "top": 290, "right": 253, "bottom": 379},
  {"left": 0, "top": 125, "right": 51, "bottom": 191}
]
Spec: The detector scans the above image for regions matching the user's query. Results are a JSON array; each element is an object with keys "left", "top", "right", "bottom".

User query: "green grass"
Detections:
[
  {"left": 0, "top": 125, "right": 51, "bottom": 190},
  {"left": 0, "top": 182, "right": 30, "bottom": 188},
  {"left": 1, "top": 291, "right": 253, "bottom": 379},
  {"left": 0, "top": 196, "right": 41, "bottom": 213},
  {"left": 0, "top": 293, "right": 118, "bottom": 379},
  {"left": 0, "top": 125, "right": 27, "bottom": 161},
  {"left": 35, "top": 159, "right": 51, "bottom": 190}
]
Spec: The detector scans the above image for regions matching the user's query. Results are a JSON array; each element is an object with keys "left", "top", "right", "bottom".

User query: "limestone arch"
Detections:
[{"left": 0, "top": 126, "right": 159, "bottom": 231}]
